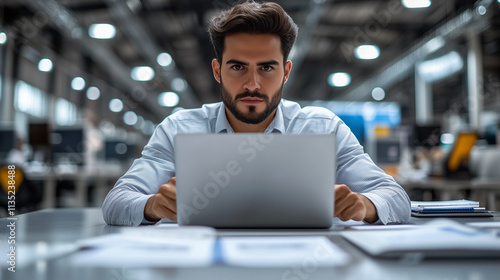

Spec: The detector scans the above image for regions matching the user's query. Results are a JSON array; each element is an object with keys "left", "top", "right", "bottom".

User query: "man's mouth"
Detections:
[{"left": 239, "top": 97, "right": 263, "bottom": 104}]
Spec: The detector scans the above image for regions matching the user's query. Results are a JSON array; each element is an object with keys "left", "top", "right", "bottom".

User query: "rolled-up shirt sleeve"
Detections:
[
  {"left": 102, "top": 118, "right": 176, "bottom": 226},
  {"left": 332, "top": 116, "right": 411, "bottom": 224}
]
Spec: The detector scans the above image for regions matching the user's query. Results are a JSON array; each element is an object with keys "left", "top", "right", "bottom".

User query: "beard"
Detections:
[{"left": 220, "top": 79, "right": 283, "bottom": 125}]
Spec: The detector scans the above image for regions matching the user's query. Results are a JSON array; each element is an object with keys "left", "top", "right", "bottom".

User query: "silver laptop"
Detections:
[{"left": 174, "top": 133, "right": 336, "bottom": 228}]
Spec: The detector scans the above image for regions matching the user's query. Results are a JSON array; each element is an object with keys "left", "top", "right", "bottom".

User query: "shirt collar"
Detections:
[
  {"left": 215, "top": 103, "right": 233, "bottom": 133},
  {"left": 268, "top": 100, "right": 285, "bottom": 134},
  {"left": 215, "top": 101, "right": 285, "bottom": 134}
]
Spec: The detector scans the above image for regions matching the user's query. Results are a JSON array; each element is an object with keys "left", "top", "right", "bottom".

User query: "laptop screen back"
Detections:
[{"left": 175, "top": 133, "right": 336, "bottom": 228}]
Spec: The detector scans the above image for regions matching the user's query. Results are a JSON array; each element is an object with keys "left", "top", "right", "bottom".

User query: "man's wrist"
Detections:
[
  {"left": 359, "top": 194, "right": 378, "bottom": 223},
  {"left": 144, "top": 195, "right": 161, "bottom": 222}
]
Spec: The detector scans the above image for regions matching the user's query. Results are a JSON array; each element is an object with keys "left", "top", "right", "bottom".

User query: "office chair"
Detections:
[
  {"left": 442, "top": 132, "right": 478, "bottom": 179},
  {"left": 0, "top": 166, "right": 42, "bottom": 216}
]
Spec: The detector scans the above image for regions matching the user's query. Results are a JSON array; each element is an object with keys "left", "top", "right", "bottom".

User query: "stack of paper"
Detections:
[
  {"left": 341, "top": 219, "right": 500, "bottom": 258},
  {"left": 410, "top": 199, "right": 492, "bottom": 217}
]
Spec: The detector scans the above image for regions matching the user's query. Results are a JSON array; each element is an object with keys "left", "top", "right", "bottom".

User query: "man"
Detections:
[{"left": 102, "top": 1, "right": 411, "bottom": 226}]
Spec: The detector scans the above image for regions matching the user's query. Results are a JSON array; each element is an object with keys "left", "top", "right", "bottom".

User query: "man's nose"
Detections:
[{"left": 243, "top": 70, "right": 261, "bottom": 92}]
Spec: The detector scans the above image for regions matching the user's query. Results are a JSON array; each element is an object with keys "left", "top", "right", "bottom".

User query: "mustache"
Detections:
[{"left": 235, "top": 91, "right": 269, "bottom": 101}]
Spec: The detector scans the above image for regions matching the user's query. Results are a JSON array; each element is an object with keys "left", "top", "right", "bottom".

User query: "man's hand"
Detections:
[
  {"left": 334, "top": 184, "right": 378, "bottom": 223},
  {"left": 144, "top": 177, "right": 177, "bottom": 222}
]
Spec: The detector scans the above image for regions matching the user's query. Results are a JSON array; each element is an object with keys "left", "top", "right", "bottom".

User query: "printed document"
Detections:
[
  {"left": 72, "top": 226, "right": 216, "bottom": 267},
  {"left": 220, "top": 236, "right": 349, "bottom": 267}
]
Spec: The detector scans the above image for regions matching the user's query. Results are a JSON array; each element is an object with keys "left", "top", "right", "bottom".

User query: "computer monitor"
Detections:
[
  {"left": 373, "top": 137, "right": 402, "bottom": 166},
  {"left": 51, "top": 127, "right": 85, "bottom": 165},
  {"left": 0, "top": 127, "right": 16, "bottom": 163},
  {"left": 28, "top": 123, "right": 52, "bottom": 162},
  {"left": 28, "top": 123, "right": 50, "bottom": 148},
  {"left": 104, "top": 140, "right": 136, "bottom": 162},
  {"left": 414, "top": 124, "right": 442, "bottom": 148}
]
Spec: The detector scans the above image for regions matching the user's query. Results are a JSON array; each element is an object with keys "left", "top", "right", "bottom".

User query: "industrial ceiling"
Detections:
[{"left": 1, "top": 0, "right": 499, "bottom": 126}]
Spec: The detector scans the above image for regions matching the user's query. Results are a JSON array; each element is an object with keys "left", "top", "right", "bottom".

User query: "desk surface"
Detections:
[{"left": 1, "top": 208, "right": 500, "bottom": 280}]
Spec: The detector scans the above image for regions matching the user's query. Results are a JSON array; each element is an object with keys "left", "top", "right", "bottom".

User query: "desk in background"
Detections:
[
  {"left": 23, "top": 164, "right": 126, "bottom": 209},
  {"left": 1, "top": 208, "right": 500, "bottom": 280}
]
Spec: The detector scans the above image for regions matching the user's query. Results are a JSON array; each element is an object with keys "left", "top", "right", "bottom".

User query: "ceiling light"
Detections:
[
  {"left": 38, "top": 58, "right": 53, "bottom": 72},
  {"left": 476, "top": 5, "right": 487, "bottom": 15},
  {"left": 124, "top": 111, "right": 138, "bottom": 126},
  {"left": 88, "top": 23, "right": 116, "bottom": 39},
  {"left": 440, "top": 133, "right": 455, "bottom": 145},
  {"left": 71, "top": 77, "right": 86, "bottom": 91},
  {"left": 157, "top": 52, "right": 173, "bottom": 67},
  {"left": 423, "top": 37, "right": 445, "bottom": 53},
  {"left": 371, "top": 87, "right": 385, "bottom": 101},
  {"left": 135, "top": 115, "right": 145, "bottom": 129},
  {"left": 109, "top": 98, "right": 124, "bottom": 112},
  {"left": 86, "top": 86, "right": 100, "bottom": 100},
  {"left": 142, "top": 120, "right": 155, "bottom": 135},
  {"left": 0, "top": 32, "right": 7, "bottom": 45},
  {"left": 328, "top": 72, "right": 351, "bottom": 87},
  {"left": 158, "top": 91, "right": 179, "bottom": 107},
  {"left": 354, "top": 45, "right": 380, "bottom": 60},
  {"left": 401, "top": 0, "right": 431, "bottom": 9},
  {"left": 417, "top": 51, "right": 463, "bottom": 83},
  {"left": 131, "top": 66, "right": 154, "bottom": 81},
  {"left": 171, "top": 78, "right": 187, "bottom": 92}
]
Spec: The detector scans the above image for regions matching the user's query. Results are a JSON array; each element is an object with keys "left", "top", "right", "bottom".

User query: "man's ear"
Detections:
[
  {"left": 212, "top": 59, "right": 221, "bottom": 83},
  {"left": 284, "top": 60, "right": 292, "bottom": 83}
]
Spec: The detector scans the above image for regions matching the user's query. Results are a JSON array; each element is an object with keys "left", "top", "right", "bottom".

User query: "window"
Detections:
[
  {"left": 14, "top": 80, "right": 48, "bottom": 118},
  {"left": 55, "top": 98, "right": 78, "bottom": 126}
]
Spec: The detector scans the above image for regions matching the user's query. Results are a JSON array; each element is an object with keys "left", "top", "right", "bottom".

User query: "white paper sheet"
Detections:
[
  {"left": 220, "top": 236, "right": 349, "bottom": 267},
  {"left": 72, "top": 226, "right": 216, "bottom": 267}
]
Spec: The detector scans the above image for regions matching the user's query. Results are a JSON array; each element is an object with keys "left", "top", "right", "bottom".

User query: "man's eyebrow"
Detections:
[
  {"left": 225, "top": 59, "right": 280, "bottom": 66},
  {"left": 226, "top": 59, "right": 248, "bottom": 65},
  {"left": 257, "top": 60, "right": 280, "bottom": 66}
]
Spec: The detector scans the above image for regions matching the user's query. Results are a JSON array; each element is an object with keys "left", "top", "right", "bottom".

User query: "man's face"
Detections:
[{"left": 212, "top": 33, "right": 292, "bottom": 124}]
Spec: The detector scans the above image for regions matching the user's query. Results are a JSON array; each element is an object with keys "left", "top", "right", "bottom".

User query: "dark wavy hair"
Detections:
[{"left": 207, "top": 1, "right": 298, "bottom": 64}]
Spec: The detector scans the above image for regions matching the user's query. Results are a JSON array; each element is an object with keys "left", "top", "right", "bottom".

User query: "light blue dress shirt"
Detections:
[{"left": 102, "top": 99, "right": 411, "bottom": 226}]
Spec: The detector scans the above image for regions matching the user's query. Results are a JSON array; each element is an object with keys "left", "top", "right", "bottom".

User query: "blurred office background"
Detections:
[{"left": 0, "top": 0, "right": 499, "bottom": 216}]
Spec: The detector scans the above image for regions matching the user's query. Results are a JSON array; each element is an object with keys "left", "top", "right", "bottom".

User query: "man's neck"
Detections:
[{"left": 225, "top": 108, "right": 276, "bottom": 133}]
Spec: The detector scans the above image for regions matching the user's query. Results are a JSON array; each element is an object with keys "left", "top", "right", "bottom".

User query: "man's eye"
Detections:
[
  {"left": 261, "top": 65, "right": 273, "bottom": 72},
  {"left": 231, "top": 65, "right": 244, "bottom": 71}
]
